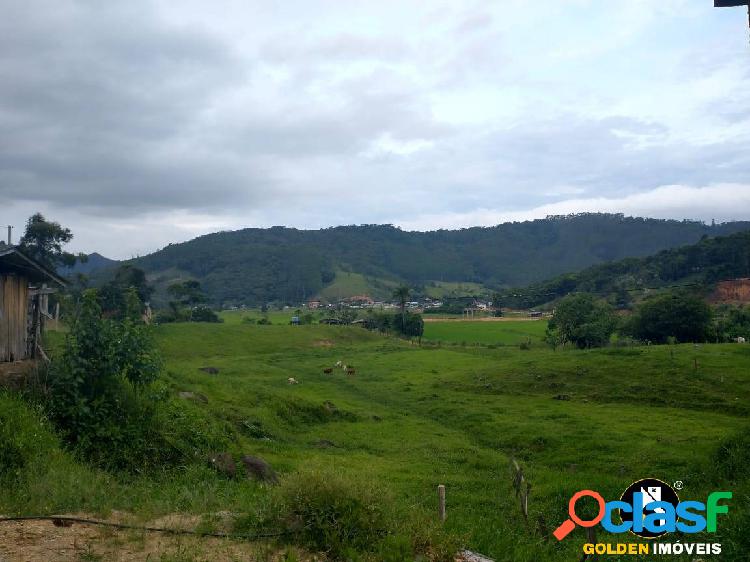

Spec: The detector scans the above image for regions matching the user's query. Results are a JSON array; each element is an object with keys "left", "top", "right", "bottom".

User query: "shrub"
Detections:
[
  {"left": 271, "top": 470, "right": 391, "bottom": 559},
  {"left": 46, "top": 288, "right": 167, "bottom": 471},
  {"left": 716, "top": 304, "right": 750, "bottom": 341},
  {"left": 625, "top": 290, "right": 713, "bottom": 344},
  {"left": 191, "top": 305, "right": 222, "bottom": 323},
  {"left": 545, "top": 293, "right": 616, "bottom": 349},
  {"left": 393, "top": 312, "right": 424, "bottom": 339}
]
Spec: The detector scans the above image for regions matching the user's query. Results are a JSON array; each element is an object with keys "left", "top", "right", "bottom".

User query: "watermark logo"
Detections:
[
  {"left": 618, "top": 478, "right": 680, "bottom": 539},
  {"left": 553, "top": 478, "right": 732, "bottom": 541}
]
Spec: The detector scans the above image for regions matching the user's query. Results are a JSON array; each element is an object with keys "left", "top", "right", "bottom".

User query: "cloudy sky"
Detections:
[{"left": 2, "top": 0, "right": 750, "bottom": 258}]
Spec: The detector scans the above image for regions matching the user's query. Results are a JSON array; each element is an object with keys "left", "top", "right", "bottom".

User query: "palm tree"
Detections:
[{"left": 392, "top": 285, "right": 410, "bottom": 327}]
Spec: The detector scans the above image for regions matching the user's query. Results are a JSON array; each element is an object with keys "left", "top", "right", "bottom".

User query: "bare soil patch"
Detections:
[{"left": 0, "top": 514, "right": 313, "bottom": 562}]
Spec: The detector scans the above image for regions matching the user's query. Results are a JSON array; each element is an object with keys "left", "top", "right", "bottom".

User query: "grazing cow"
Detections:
[
  {"left": 323, "top": 367, "right": 333, "bottom": 374},
  {"left": 736, "top": 336, "right": 746, "bottom": 344},
  {"left": 287, "top": 377, "right": 299, "bottom": 384},
  {"left": 346, "top": 368, "right": 356, "bottom": 376}
]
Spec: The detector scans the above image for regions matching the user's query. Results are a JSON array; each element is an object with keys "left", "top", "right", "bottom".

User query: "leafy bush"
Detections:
[
  {"left": 46, "top": 289, "right": 166, "bottom": 471},
  {"left": 716, "top": 304, "right": 750, "bottom": 341},
  {"left": 270, "top": 470, "right": 391, "bottom": 559},
  {"left": 545, "top": 293, "right": 616, "bottom": 349},
  {"left": 624, "top": 290, "right": 713, "bottom": 344},
  {"left": 262, "top": 469, "right": 460, "bottom": 561},
  {"left": 393, "top": 312, "right": 424, "bottom": 339},
  {"left": 191, "top": 305, "right": 223, "bottom": 323},
  {"left": 362, "top": 311, "right": 424, "bottom": 339}
]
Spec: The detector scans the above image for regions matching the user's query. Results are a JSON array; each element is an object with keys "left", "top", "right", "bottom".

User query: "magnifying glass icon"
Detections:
[{"left": 553, "top": 490, "right": 606, "bottom": 541}]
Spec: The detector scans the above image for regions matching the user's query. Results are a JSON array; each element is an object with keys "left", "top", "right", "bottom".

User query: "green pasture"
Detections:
[
  {"left": 220, "top": 308, "right": 300, "bottom": 325},
  {"left": 4, "top": 321, "right": 750, "bottom": 560},
  {"left": 423, "top": 319, "right": 548, "bottom": 346}
]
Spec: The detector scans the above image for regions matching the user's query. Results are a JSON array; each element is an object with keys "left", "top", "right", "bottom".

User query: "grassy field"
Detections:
[
  {"left": 3, "top": 321, "right": 750, "bottom": 561},
  {"left": 422, "top": 319, "right": 548, "bottom": 346}
]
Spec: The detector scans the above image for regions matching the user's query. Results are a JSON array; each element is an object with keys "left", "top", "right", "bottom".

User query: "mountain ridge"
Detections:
[
  {"left": 498, "top": 229, "right": 750, "bottom": 309},
  {"left": 80, "top": 213, "right": 750, "bottom": 305}
]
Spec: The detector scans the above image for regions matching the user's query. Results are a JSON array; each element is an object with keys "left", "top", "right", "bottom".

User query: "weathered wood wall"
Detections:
[{"left": 0, "top": 274, "right": 29, "bottom": 362}]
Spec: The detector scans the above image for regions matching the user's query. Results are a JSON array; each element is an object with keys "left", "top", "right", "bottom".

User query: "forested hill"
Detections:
[
  {"left": 499, "top": 229, "right": 750, "bottom": 309},
  {"left": 61, "top": 252, "right": 117, "bottom": 276},
  {"left": 118, "top": 214, "right": 750, "bottom": 306}
]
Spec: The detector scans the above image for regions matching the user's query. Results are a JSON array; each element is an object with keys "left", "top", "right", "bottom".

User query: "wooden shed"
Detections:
[{"left": 0, "top": 245, "right": 66, "bottom": 362}]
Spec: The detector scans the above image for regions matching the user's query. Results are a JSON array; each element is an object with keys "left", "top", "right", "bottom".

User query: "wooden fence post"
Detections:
[{"left": 438, "top": 484, "right": 446, "bottom": 522}]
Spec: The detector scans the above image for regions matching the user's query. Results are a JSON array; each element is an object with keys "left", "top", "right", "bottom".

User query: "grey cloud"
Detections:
[
  {"left": 260, "top": 33, "right": 411, "bottom": 63},
  {"left": 0, "top": 1, "right": 253, "bottom": 212},
  {"left": 2, "top": 0, "right": 750, "bottom": 258}
]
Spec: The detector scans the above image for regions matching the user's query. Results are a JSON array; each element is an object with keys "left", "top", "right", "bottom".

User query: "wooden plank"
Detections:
[
  {"left": 0, "top": 276, "right": 7, "bottom": 361},
  {"left": 0, "top": 274, "right": 34, "bottom": 362},
  {"left": 19, "top": 280, "right": 28, "bottom": 360}
]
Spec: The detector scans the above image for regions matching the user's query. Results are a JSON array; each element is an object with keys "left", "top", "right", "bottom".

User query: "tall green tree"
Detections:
[
  {"left": 625, "top": 291, "right": 713, "bottom": 344},
  {"left": 546, "top": 293, "right": 617, "bottom": 349},
  {"left": 99, "top": 265, "right": 153, "bottom": 318},
  {"left": 168, "top": 280, "right": 207, "bottom": 306},
  {"left": 392, "top": 285, "right": 410, "bottom": 326},
  {"left": 18, "top": 213, "right": 85, "bottom": 269}
]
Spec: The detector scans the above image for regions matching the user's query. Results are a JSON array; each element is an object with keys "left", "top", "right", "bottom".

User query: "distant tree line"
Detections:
[{"left": 544, "top": 289, "right": 749, "bottom": 349}]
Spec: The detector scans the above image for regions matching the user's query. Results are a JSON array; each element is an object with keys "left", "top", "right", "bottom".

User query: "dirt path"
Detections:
[
  {"left": 0, "top": 515, "right": 309, "bottom": 562},
  {"left": 0, "top": 515, "right": 493, "bottom": 561}
]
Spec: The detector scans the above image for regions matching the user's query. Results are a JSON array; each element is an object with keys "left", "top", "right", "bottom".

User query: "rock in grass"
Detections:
[
  {"left": 458, "top": 550, "right": 495, "bottom": 562},
  {"left": 242, "top": 455, "right": 278, "bottom": 484},
  {"left": 178, "top": 391, "right": 208, "bottom": 403},
  {"left": 199, "top": 366, "right": 220, "bottom": 375},
  {"left": 209, "top": 452, "right": 236, "bottom": 478}
]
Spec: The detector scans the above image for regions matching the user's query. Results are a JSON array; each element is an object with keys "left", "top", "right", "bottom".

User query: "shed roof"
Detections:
[{"left": 0, "top": 245, "right": 67, "bottom": 286}]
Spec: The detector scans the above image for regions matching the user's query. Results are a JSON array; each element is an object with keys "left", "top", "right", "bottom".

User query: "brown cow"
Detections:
[{"left": 323, "top": 367, "right": 333, "bottom": 374}]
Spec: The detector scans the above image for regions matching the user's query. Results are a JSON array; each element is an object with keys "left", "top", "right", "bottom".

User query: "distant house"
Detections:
[
  {"left": 307, "top": 299, "right": 321, "bottom": 309},
  {"left": 0, "top": 244, "right": 66, "bottom": 362}
]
